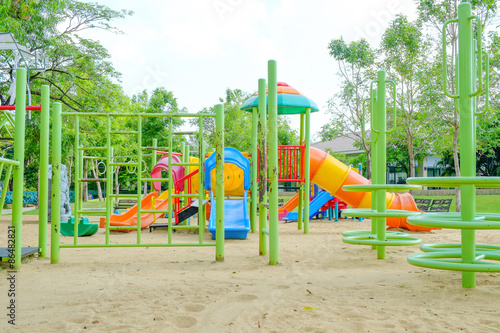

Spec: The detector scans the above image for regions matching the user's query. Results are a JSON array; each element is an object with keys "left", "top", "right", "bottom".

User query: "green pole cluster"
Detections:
[
  {"left": 341, "top": 70, "right": 421, "bottom": 257},
  {"left": 11, "top": 68, "right": 27, "bottom": 270},
  {"left": 457, "top": 2, "right": 476, "bottom": 287},
  {"left": 215, "top": 104, "right": 225, "bottom": 262},
  {"left": 406, "top": 1, "right": 500, "bottom": 289},
  {"left": 268, "top": 60, "right": 279, "bottom": 265},
  {"left": 50, "top": 103, "right": 62, "bottom": 265},
  {"left": 38, "top": 85, "right": 50, "bottom": 258},
  {"left": 258, "top": 78, "right": 268, "bottom": 256}
]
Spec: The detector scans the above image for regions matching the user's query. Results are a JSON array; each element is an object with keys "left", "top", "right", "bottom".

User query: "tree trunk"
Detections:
[
  {"left": 91, "top": 160, "right": 103, "bottom": 201},
  {"left": 363, "top": 141, "right": 371, "bottom": 179},
  {"left": 408, "top": 137, "right": 415, "bottom": 179},
  {"left": 83, "top": 159, "right": 88, "bottom": 202}
]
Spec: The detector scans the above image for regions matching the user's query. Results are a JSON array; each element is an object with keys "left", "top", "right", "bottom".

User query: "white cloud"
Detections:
[{"left": 80, "top": 0, "right": 418, "bottom": 135}]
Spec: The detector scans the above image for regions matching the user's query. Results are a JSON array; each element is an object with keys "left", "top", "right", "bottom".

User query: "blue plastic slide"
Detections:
[
  {"left": 283, "top": 191, "right": 333, "bottom": 221},
  {"left": 205, "top": 147, "right": 251, "bottom": 239}
]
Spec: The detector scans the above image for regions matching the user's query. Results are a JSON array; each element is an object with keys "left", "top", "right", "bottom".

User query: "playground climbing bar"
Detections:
[
  {"left": 268, "top": 60, "right": 279, "bottom": 265},
  {"left": 407, "top": 1, "right": 500, "bottom": 288},
  {"left": 50, "top": 108, "right": 225, "bottom": 263}
]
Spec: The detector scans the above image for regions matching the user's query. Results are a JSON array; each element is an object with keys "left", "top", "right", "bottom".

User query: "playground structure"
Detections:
[
  {"left": 0, "top": 67, "right": 51, "bottom": 270},
  {"left": 4, "top": 3, "right": 499, "bottom": 292},
  {"left": 49, "top": 104, "right": 228, "bottom": 264},
  {"left": 340, "top": 70, "right": 423, "bottom": 259},
  {"left": 405, "top": 2, "right": 500, "bottom": 288},
  {"left": 206, "top": 147, "right": 251, "bottom": 239}
]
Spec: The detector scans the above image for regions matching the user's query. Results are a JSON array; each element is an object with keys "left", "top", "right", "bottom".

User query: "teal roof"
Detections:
[{"left": 240, "top": 93, "right": 319, "bottom": 115}]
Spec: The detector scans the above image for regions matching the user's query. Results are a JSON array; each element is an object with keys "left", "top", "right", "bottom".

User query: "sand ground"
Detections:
[{"left": 1, "top": 215, "right": 500, "bottom": 332}]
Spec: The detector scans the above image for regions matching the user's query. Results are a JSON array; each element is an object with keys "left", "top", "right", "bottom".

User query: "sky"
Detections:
[{"left": 81, "top": 0, "right": 419, "bottom": 140}]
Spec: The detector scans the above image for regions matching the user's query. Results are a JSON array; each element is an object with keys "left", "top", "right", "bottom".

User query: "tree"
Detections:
[
  {"left": 0, "top": 0, "right": 135, "bottom": 200},
  {"left": 321, "top": 37, "right": 375, "bottom": 178},
  {"left": 416, "top": 0, "right": 498, "bottom": 210},
  {"left": 381, "top": 15, "right": 441, "bottom": 179},
  {"left": 0, "top": 0, "right": 133, "bottom": 110}
]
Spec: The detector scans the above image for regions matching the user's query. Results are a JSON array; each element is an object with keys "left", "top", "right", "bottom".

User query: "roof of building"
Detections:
[{"left": 311, "top": 132, "right": 364, "bottom": 155}]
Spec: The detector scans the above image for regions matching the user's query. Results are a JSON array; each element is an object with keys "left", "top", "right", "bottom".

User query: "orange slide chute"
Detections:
[
  {"left": 278, "top": 193, "right": 299, "bottom": 219},
  {"left": 309, "top": 147, "right": 434, "bottom": 232},
  {"left": 99, "top": 192, "right": 170, "bottom": 232}
]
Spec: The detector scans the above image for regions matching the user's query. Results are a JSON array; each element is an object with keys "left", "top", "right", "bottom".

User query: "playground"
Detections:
[
  {"left": 1, "top": 0, "right": 500, "bottom": 331},
  {"left": 3, "top": 215, "right": 500, "bottom": 332}
]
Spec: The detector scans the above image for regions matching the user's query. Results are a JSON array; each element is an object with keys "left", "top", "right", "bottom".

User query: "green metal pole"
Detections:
[
  {"left": 370, "top": 88, "right": 378, "bottom": 250},
  {"left": 11, "top": 68, "right": 26, "bottom": 270},
  {"left": 75, "top": 150, "right": 83, "bottom": 245},
  {"left": 74, "top": 116, "right": 80, "bottom": 232},
  {"left": 268, "top": 60, "right": 279, "bottom": 265},
  {"left": 198, "top": 117, "right": 205, "bottom": 243},
  {"left": 376, "top": 71, "right": 387, "bottom": 259},
  {"left": 215, "top": 104, "right": 225, "bottom": 262},
  {"left": 458, "top": 2, "right": 476, "bottom": 288},
  {"left": 250, "top": 106, "right": 258, "bottom": 233},
  {"left": 303, "top": 108, "right": 311, "bottom": 234},
  {"left": 50, "top": 102, "right": 62, "bottom": 265},
  {"left": 298, "top": 113, "right": 304, "bottom": 230},
  {"left": 38, "top": 85, "right": 50, "bottom": 258},
  {"left": 258, "top": 78, "right": 268, "bottom": 256},
  {"left": 184, "top": 144, "right": 190, "bottom": 225},
  {"left": 167, "top": 118, "right": 173, "bottom": 244},
  {"left": 105, "top": 116, "right": 111, "bottom": 245},
  {"left": 137, "top": 115, "right": 142, "bottom": 244},
  {"left": 152, "top": 138, "right": 157, "bottom": 194},
  {"left": 181, "top": 141, "right": 186, "bottom": 211}
]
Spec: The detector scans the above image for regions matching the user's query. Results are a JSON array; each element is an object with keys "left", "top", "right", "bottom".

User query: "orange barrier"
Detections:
[{"left": 309, "top": 147, "right": 435, "bottom": 232}]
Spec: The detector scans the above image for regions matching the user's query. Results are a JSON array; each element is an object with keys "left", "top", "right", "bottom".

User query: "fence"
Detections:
[{"left": 0, "top": 190, "right": 104, "bottom": 205}]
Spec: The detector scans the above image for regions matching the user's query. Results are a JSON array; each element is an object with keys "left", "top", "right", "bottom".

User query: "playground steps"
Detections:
[{"left": 0, "top": 247, "right": 39, "bottom": 261}]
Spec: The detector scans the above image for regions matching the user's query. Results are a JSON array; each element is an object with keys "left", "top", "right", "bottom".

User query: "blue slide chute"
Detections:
[{"left": 205, "top": 147, "right": 251, "bottom": 239}]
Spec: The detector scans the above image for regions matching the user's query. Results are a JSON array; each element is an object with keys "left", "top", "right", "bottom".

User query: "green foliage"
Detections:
[
  {"left": 322, "top": 37, "right": 375, "bottom": 176},
  {"left": 0, "top": 0, "right": 134, "bottom": 191}
]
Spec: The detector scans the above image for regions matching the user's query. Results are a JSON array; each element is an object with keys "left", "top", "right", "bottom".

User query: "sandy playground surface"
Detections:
[{"left": 1, "top": 215, "right": 500, "bottom": 332}]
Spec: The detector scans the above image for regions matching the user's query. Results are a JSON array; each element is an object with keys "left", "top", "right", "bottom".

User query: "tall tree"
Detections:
[
  {"left": 381, "top": 15, "right": 441, "bottom": 179},
  {"left": 416, "top": 0, "right": 498, "bottom": 210},
  {"left": 0, "top": 0, "right": 133, "bottom": 194},
  {"left": 321, "top": 37, "right": 375, "bottom": 178}
]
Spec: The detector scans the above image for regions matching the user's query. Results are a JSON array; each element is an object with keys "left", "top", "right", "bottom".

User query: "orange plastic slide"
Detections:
[
  {"left": 279, "top": 193, "right": 299, "bottom": 220},
  {"left": 309, "top": 147, "right": 434, "bottom": 231},
  {"left": 99, "top": 192, "right": 170, "bottom": 232}
]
